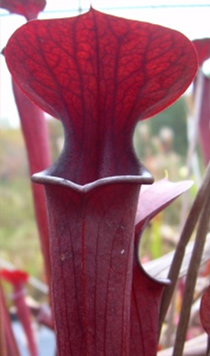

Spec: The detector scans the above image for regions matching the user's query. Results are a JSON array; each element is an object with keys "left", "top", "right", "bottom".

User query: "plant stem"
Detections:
[
  {"left": 159, "top": 161, "right": 210, "bottom": 329},
  {"left": 0, "top": 282, "right": 7, "bottom": 356},
  {"left": 186, "top": 69, "right": 204, "bottom": 182},
  {"left": 0, "top": 281, "right": 20, "bottom": 356},
  {"left": 206, "top": 336, "right": 210, "bottom": 356},
  {"left": 12, "top": 81, "right": 51, "bottom": 284},
  {"left": 13, "top": 287, "right": 38, "bottom": 356},
  {"left": 172, "top": 188, "right": 210, "bottom": 356}
]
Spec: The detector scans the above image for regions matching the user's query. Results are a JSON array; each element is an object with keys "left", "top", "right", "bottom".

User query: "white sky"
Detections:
[{"left": 0, "top": 0, "right": 210, "bottom": 127}]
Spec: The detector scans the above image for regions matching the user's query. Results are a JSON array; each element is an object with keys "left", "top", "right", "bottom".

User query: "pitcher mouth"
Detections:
[{"left": 32, "top": 166, "right": 154, "bottom": 193}]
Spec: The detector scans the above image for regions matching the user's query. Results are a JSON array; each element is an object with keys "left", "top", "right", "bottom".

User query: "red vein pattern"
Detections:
[
  {"left": 0, "top": 0, "right": 46, "bottom": 20},
  {"left": 5, "top": 8, "right": 197, "bottom": 183},
  {"left": 43, "top": 177, "right": 144, "bottom": 356}
]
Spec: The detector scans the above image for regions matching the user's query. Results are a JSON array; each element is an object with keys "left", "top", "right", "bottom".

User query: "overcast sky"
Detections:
[{"left": 0, "top": 0, "right": 210, "bottom": 127}]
